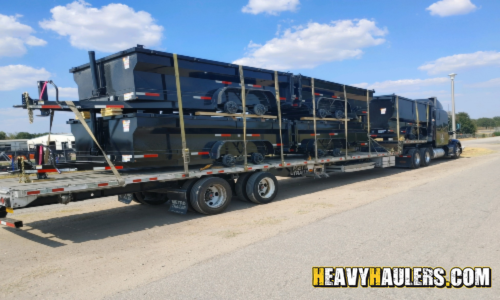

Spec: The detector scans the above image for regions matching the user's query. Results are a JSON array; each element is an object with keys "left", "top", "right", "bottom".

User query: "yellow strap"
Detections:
[
  {"left": 274, "top": 71, "right": 285, "bottom": 167},
  {"left": 367, "top": 90, "right": 371, "bottom": 157},
  {"left": 311, "top": 78, "right": 318, "bottom": 163},
  {"left": 65, "top": 101, "right": 125, "bottom": 186},
  {"left": 173, "top": 54, "right": 189, "bottom": 175},
  {"left": 239, "top": 65, "right": 248, "bottom": 171},
  {"left": 343, "top": 85, "right": 348, "bottom": 160}
]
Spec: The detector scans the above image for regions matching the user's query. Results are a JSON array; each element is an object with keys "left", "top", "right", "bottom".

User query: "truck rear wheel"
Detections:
[
  {"left": 408, "top": 149, "right": 421, "bottom": 169},
  {"left": 190, "top": 177, "right": 232, "bottom": 215},
  {"left": 452, "top": 144, "right": 461, "bottom": 159},
  {"left": 246, "top": 172, "right": 278, "bottom": 204},
  {"left": 182, "top": 178, "right": 199, "bottom": 211},
  {"left": 420, "top": 148, "right": 431, "bottom": 167},
  {"left": 0, "top": 207, "right": 7, "bottom": 218},
  {"left": 235, "top": 172, "right": 253, "bottom": 202}
]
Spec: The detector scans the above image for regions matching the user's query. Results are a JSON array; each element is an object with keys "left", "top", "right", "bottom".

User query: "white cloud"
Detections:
[
  {"left": 419, "top": 51, "right": 500, "bottom": 75},
  {"left": 48, "top": 87, "right": 79, "bottom": 99},
  {"left": 40, "top": 0, "right": 163, "bottom": 52},
  {"left": 233, "top": 19, "right": 387, "bottom": 70},
  {"left": 426, "top": 0, "right": 477, "bottom": 17},
  {"left": 242, "top": 0, "right": 299, "bottom": 15},
  {"left": 0, "top": 108, "right": 71, "bottom": 133},
  {"left": 352, "top": 77, "right": 450, "bottom": 98},
  {"left": 0, "top": 65, "right": 51, "bottom": 91},
  {"left": 466, "top": 78, "right": 500, "bottom": 88},
  {"left": 0, "top": 14, "right": 47, "bottom": 57}
]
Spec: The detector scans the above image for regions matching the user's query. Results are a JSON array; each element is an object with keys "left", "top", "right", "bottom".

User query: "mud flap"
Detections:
[
  {"left": 169, "top": 200, "right": 188, "bottom": 214},
  {"left": 118, "top": 193, "right": 134, "bottom": 204}
]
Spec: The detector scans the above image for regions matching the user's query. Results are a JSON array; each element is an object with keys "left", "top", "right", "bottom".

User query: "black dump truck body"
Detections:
[
  {"left": 369, "top": 95, "right": 449, "bottom": 147},
  {"left": 1, "top": 47, "right": 463, "bottom": 225},
  {"left": 369, "top": 95, "right": 461, "bottom": 169},
  {"left": 70, "top": 46, "right": 294, "bottom": 115},
  {"left": 289, "top": 75, "right": 373, "bottom": 120}
]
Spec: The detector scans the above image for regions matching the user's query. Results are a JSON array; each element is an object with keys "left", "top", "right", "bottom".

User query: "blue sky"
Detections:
[{"left": 0, "top": 0, "right": 499, "bottom": 133}]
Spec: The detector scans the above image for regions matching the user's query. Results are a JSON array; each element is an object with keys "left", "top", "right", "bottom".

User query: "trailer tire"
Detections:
[
  {"left": 190, "top": 177, "right": 232, "bottom": 215},
  {"left": 182, "top": 178, "right": 200, "bottom": 211},
  {"left": 235, "top": 172, "right": 253, "bottom": 202},
  {"left": 408, "top": 148, "right": 421, "bottom": 169},
  {"left": 133, "top": 192, "right": 169, "bottom": 206},
  {"left": 0, "top": 207, "right": 7, "bottom": 218},
  {"left": 246, "top": 172, "right": 278, "bottom": 204},
  {"left": 420, "top": 148, "right": 431, "bottom": 167}
]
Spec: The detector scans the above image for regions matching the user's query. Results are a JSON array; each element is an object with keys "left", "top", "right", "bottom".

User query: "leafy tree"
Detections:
[
  {"left": 0, "top": 131, "right": 6, "bottom": 140},
  {"left": 476, "top": 118, "right": 496, "bottom": 129},
  {"left": 456, "top": 112, "right": 476, "bottom": 134},
  {"left": 493, "top": 116, "right": 500, "bottom": 127},
  {"left": 15, "top": 132, "right": 34, "bottom": 139}
]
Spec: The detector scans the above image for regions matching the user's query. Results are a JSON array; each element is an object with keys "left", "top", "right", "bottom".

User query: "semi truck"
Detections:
[{"left": 0, "top": 47, "right": 462, "bottom": 227}]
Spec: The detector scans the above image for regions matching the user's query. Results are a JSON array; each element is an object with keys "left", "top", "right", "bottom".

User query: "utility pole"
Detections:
[{"left": 449, "top": 73, "right": 457, "bottom": 139}]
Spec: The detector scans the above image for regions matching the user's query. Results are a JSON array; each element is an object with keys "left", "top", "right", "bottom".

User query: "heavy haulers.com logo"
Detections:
[{"left": 312, "top": 267, "right": 491, "bottom": 288}]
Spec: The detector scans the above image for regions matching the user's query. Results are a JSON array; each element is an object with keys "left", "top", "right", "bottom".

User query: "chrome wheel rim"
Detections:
[
  {"left": 258, "top": 178, "right": 275, "bottom": 199},
  {"left": 414, "top": 153, "right": 421, "bottom": 165},
  {"left": 204, "top": 184, "right": 226, "bottom": 208},
  {"left": 425, "top": 151, "right": 431, "bottom": 164}
]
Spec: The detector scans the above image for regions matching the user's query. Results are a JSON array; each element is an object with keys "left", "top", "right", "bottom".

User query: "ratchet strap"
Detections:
[
  {"left": 173, "top": 54, "right": 190, "bottom": 175},
  {"left": 239, "top": 65, "right": 248, "bottom": 171},
  {"left": 274, "top": 71, "right": 285, "bottom": 167},
  {"left": 65, "top": 101, "right": 125, "bottom": 186},
  {"left": 343, "top": 85, "right": 348, "bottom": 160},
  {"left": 311, "top": 78, "right": 318, "bottom": 163},
  {"left": 367, "top": 90, "right": 371, "bottom": 157}
]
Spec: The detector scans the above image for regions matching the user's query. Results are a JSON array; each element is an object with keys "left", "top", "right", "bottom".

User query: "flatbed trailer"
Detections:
[
  {"left": 1, "top": 49, "right": 462, "bottom": 227},
  {"left": 0, "top": 151, "right": 395, "bottom": 227}
]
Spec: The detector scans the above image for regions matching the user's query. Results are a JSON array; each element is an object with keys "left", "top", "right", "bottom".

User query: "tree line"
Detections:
[
  {"left": 0, "top": 132, "right": 49, "bottom": 140},
  {"left": 448, "top": 114, "right": 500, "bottom": 134}
]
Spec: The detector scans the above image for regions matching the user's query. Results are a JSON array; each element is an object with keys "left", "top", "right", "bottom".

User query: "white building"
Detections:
[
  {"left": 0, "top": 139, "right": 29, "bottom": 151},
  {"left": 27, "top": 134, "right": 75, "bottom": 150}
]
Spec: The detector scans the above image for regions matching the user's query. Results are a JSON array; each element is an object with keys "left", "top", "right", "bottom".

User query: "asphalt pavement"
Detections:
[{"left": 110, "top": 138, "right": 500, "bottom": 299}]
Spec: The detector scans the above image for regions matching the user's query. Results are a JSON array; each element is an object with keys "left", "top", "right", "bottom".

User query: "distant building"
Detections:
[
  {"left": 27, "top": 134, "right": 75, "bottom": 150},
  {"left": 0, "top": 134, "right": 75, "bottom": 153},
  {"left": 0, "top": 139, "right": 29, "bottom": 152}
]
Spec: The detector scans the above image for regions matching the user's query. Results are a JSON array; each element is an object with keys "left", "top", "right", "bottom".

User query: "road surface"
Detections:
[{"left": 1, "top": 137, "right": 499, "bottom": 299}]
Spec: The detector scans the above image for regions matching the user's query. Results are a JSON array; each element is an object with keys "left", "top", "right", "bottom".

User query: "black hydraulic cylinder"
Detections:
[{"left": 88, "top": 51, "right": 100, "bottom": 96}]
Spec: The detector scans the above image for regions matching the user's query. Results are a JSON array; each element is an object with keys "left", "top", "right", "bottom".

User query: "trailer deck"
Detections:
[{"left": 0, "top": 151, "right": 393, "bottom": 211}]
